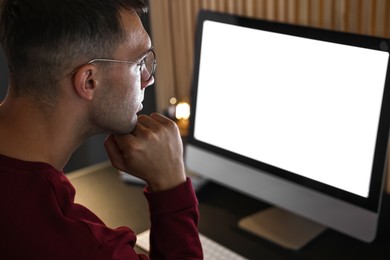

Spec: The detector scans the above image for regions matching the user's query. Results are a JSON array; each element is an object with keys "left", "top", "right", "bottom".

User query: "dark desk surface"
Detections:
[{"left": 67, "top": 162, "right": 390, "bottom": 259}]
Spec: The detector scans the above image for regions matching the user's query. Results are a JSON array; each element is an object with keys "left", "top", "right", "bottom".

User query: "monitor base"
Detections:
[{"left": 238, "top": 207, "right": 326, "bottom": 250}]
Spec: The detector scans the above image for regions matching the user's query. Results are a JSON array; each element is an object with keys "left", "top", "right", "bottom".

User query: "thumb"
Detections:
[{"left": 104, "top": 135, "right": 126, "bottom": 172}]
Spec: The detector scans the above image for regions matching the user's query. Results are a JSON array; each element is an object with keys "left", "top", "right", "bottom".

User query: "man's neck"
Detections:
[{"left": 0, "top": 96, "right": 87, "bottom": 171}]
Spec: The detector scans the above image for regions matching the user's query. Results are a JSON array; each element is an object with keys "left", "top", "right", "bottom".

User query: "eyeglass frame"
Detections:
[{"left": 67, "top": 49, "right": 157, "bottom": 82}]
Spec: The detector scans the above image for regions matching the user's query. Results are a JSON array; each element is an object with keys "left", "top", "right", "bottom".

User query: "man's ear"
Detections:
[{"left": 72, "top": 65, "right": 98, "bottom": 101}]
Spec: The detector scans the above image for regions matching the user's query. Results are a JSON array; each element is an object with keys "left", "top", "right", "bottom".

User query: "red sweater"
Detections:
[{"left": 0, "top": 154, "right": 203, "bottom": 259}]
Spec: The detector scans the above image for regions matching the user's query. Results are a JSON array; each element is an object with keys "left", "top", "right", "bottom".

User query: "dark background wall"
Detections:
[
  {"left": 0, "top": 48, "right": 7, "bottom": 100},
  {"left": 0, "top": 6, "right": 156, "bottom": 172}
]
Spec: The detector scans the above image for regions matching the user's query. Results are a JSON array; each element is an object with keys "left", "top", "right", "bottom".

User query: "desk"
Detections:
[{"left": 67, "top": 162, "right": 390, "bottom": 259}]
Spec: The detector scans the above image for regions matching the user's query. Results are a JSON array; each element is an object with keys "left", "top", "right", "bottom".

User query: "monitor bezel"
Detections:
[{"left": 187, "top": 10, "right": 390, "bottom": 212}]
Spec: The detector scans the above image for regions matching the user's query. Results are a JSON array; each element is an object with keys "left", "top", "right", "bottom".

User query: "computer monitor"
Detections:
[{"left": 185, "top": 10, "right": 390, "bottom": 250}]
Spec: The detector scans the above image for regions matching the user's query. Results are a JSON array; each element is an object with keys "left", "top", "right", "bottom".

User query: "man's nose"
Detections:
[{"left": 141, "top": 76, "right": 155, "bottom": 89}]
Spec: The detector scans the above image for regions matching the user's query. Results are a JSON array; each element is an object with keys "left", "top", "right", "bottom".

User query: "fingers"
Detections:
[
  {"left": 130, "top": 120, "right": 150, "bottom": 137},
  {"left": 150, "top": 113, "right": 172, "bottom": 124},
  {"left": 136, "top": 115, "right": 159, "bottom": 132},
  {"left": 136, "top": 113, "right": 178, "bottom": 134},
  {"left": 138, "top": 113, "right": 174, "bottom": 127},
  {"left": 104, "top": 135, "right": 126, "bottom": 172}
]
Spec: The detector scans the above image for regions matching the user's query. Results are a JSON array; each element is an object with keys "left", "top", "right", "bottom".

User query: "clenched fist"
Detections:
[{"left": 104, "top": 113, "right": 186, "bottom": 192}]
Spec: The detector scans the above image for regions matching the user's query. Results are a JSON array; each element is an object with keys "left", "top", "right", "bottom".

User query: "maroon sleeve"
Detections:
[{"left": 144, "top": 178, "right": 203, "bottom": 259}]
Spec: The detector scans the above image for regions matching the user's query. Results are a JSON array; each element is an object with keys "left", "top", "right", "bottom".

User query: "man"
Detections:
[{"left": 0, "top": 0, "right": 202, "bottom": 259}]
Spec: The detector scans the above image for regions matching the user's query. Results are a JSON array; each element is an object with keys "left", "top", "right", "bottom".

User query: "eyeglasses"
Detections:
[{"left": 68, "top": 49, "right": 157, "bottom": 82}]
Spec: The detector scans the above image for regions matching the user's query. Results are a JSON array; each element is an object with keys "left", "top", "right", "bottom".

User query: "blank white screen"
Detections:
[{"left": 194, "top": 21, "right": 389, "bottom": 197}]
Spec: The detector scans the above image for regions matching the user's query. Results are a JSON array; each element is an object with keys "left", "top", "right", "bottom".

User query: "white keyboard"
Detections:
[{"left": 136, "top": 229, "right": 248, "bottom": 260}]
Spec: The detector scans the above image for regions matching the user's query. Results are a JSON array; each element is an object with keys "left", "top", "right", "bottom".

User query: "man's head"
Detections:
[{"left": 0, "top": 0, "right": 147, "bottom": 105}]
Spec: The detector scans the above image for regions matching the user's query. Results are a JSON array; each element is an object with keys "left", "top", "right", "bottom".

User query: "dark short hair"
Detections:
[{"left": 0, "top": 0, "right": 147, "bottom": 103}]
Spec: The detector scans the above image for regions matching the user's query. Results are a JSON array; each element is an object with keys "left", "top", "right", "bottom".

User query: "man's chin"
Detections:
[
  {"left": 105, "top": 121, "right": 136, "bottom": 136},
  {"left": 114, "top": 124, "right": 137, "bottom": 135}
]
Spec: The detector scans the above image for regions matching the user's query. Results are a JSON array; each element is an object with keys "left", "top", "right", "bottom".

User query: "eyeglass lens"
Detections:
[{"left": 141, "top": 51, "right": 156, "bottom": 81}]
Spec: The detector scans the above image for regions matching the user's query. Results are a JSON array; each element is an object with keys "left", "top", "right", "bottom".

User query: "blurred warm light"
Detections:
[
  {"left": 169, "top": 97, "right": 178, "bottom": 105},
  {"left": 175, "top": 102, "right": 190, "bottom": 120}
]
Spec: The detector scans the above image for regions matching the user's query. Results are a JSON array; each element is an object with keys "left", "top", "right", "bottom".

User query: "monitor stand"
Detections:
[{"left": 238, "top": 207, "right": 326, "bottom": 250}]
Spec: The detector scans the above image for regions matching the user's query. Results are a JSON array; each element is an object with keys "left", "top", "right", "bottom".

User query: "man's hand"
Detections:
[{"left": 104, "top": 113, "right": 186, "bottom": 192}]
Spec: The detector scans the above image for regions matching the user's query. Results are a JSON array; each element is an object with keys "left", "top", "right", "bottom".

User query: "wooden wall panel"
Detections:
[
  {"left": 150, "top": 0, "right": 390, "bottom": 111},
  {"left": 148, "top": 0, "right": 175, "bottom": 110}
]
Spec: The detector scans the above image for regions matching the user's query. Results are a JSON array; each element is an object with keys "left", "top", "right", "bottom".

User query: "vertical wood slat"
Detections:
[
  {"left": 386, "top": 0, "right": 390, "bottom": 38},
  {"left": 370, "top": 0, "right": 377, "bottom": 35},
  {"left": 317, "top": 0, "right": 324, "bottom": 28},
  {"left": 168, "top": 0, "right": 181, "bottom": 98},
  {"left": 244, "top": 0, "right": 255, "bottom": 17},
  {"left": 357, "top": 0, "right": 363, "bottom": 33},
  {"left": 309, "top": 0, "right": 320, "bottom": 27},
  {"left": 252, "top": 0, "right": 264, "bottom": 18},
  {"left": 294, "top": 0, "right": 300, "bottom": 24},
  {"left": 170, "top": 0, "right": 190, "bottom": 99},
  {"left": 277, "top": 0, "right": 287, "bottom": 23},
  {"left": 148, "top": 0, "right": 175, "bottom": 112},
  {"left": 361, "top": 0, "right": 370, "bottom": 35},
  {"left": 346, "top": 0, "right": 358, "bottom": 34}
]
